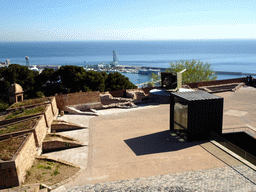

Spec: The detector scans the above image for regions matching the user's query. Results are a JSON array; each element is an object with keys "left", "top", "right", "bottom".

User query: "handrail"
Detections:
[
  {"left": 210, "top": 132, "right": 256, "bottom": 166},
  {"left": 223, "top": 126, "right": 256, "bottom": 138}
]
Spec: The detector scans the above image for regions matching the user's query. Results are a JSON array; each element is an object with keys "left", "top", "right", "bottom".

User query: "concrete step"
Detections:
[{"left": 42, "top": 146, "right": 88, "bottom": 168}]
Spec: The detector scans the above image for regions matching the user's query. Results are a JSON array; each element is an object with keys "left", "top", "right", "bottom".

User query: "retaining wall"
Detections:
[
  {"left": 34, "top": 115, "right": 48, "bottom": 147},
  {"left": 0, "top": 97, "right": 58, "bottom": 189},
  {"left": 7, "top": 97, "right": 53, "bottom": 111},
  {"left": 186, "top": 77, "right": 246, "bottom": 88},
  {"left": 0, "top": 133, "right": 37, "bottom": 189},
  {"left": 126, "top": 89, "right": 146, "bottom": 101},
  {"left": 55, "top": 92, "right": 100, "bottom": 111},
  {"left": 51, "top": 121, "right": 84, "bottom": 132},
  {"left": 13, "top": 133, "right": 37, "bottom": 185},
  {"left": 109, "top": 90, "right": 126, "bottom": 97},
  {"left": 42, "top": 140, "right": 82, "bottom": 152},
  {"left": 0, "top": 97, "right": 58, "bottom": 127}
]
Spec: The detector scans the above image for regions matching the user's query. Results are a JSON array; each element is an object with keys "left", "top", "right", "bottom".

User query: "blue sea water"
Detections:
[{"left": 1, "top": 40, "right": 256, "bottom": 85}]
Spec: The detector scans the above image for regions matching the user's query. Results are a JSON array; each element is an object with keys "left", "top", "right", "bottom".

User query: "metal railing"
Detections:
[
  {"left": 211, "top": 132, "right": 256, "bottom": 166},
  {"left": 223, "top": 126, "right": 256, "bottom": 139}
]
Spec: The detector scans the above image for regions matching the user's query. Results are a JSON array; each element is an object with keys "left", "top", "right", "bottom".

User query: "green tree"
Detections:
[
  {"left": 56, "top": 65, "right": 87, "bottom": 93},
  {"left": 105, "top": 72, "right": 137, "bottom": 91},
  {"left": 166, "top": 60, "right": 217, "bottom": 83},
  {"left": 147, "top": 73, "right": 160, "bottom": 87},
  {"left": 83, "top": 70, "right": 105, "bottom": 92},
  {"left": 0, "top": 64, "right": 38, "bottom": 99}
]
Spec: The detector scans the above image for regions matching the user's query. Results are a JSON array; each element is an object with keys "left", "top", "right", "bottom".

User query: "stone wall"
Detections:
[
  {"left": 0, "top": 133, "right": 37, "bottom": 189},
  {"left": 0, "top": 97, "right": 58, "bottom": 189},
  {"left": 14, "top": 132, "right": 37, "bottom": 184},
  {"left": 55, "top": 92, "right": 100, "bottom": 111},
  {"left": 0, "top": 161, "right": 19, "bottom": 189},
  {"left": 43, "top": 103, "right": 54, "bottom": 129},
  {"left": 51, "top": 120, "right": 84, "bottom": 132},
  {"left": 0, "top": 113, "right": 44, "bottom": 127},
  {"left": 100, "top": 92, "right": 132, "bottom": 105},
  {"left": 109, "top": 90, "right": 126, "bottom": 97},
  {"left": 0, "top": 97, "right": 58, "bottom": 127},
  {"left": 126, "top": 89, "right": 146, "bottom": 102},
  {"left": 42, "top": 140, "right": 82, "bottom": 153},
  {"left": 34, "top": 115, "right": 48, "bottom": 147},
  {"left": 186, "top": 77, "right": 246, "bottom": 88},
  {"left": 71, "top": 102, "right": 102, "bottom": 111},
  {"left": 50, "top": 97, "right": 58, "bottom": 116},
  {"left": 141, "top": 87, "right": 157, "bottom": 95}
]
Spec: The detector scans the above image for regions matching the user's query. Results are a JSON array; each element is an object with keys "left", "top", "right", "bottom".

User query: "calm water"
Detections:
[{"left": 1, "top": 40, "right": 256, "bottom": 84}]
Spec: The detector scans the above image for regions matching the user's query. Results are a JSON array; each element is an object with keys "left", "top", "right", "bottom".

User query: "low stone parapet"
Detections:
[
  {"left": 0, "top": 97, "right": 58, "bottom": 189},
  {"left": 51, "top": 120, "right": 85, "bottom": 132},
  {"left": 0, "top": 132, "right": 37, "bottom": 189},
  {"left": 126, "top": 89, "right": 146, "bottom": 101},
  {"left": 43, "top": 139, "right": 83, "bottom": 153}
]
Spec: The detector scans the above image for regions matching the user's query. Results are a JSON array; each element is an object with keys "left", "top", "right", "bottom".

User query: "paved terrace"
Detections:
[{"left": 50, "top": 86, "right": 256, "bottom": 191}]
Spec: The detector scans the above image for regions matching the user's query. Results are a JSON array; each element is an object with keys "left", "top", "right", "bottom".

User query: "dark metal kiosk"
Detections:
[{"left": 170, "top": 91, "right": 223, "bottom": 141}]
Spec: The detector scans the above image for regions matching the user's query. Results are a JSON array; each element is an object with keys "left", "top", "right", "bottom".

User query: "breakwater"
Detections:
[
  {"left": 26, "top": 64, "right": 256, "bottom": 77},
  {"left": 214, "top": 71, "right": 256, "bottom": 76},
  {"left": 140, "top": 66, "right": 256, "bottom": 76}
]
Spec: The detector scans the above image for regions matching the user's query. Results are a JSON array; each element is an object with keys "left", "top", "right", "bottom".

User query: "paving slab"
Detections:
[
  {"left": 42, "top": 146, "right": 88, "bottom": 169},
  {"left": 61, "top": 104, "right": 242, "bottom": 190},
  {"left": 96, "top": 104, "right": 158, "bottom": 116},
  {"left": 216, "top": 86, "right": 256, "bottom": 130},
  {"left": 60, "top": 129, "right": 89, "bottom": 145},
  {"left": 51, "top": 91, "right": 256, "bottom": 191},
  {"left": 57, "top": 114, "right": 93, "bottom": 127}
]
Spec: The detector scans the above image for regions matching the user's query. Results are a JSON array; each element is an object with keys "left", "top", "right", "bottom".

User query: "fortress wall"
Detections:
[{"left": 55, "top": 91, "right": 100, "bottom": 111}]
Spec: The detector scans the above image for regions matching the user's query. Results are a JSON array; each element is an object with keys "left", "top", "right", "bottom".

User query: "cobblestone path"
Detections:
[{"left": 66, "top": 164, "right": 256, "bottom": 192}]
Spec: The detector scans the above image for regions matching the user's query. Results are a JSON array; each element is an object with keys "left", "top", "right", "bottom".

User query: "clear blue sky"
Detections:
[{"left": 1, "top": 0, "right": 256, "bottom": 41}]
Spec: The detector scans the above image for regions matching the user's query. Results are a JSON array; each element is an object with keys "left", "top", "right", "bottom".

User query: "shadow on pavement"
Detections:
[{"left": 124, "top": 130, "right": 206, "bottom": 156}]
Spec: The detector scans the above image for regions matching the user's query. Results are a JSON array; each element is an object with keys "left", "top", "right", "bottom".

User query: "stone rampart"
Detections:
[
  {"left": 0, "top": 133, "right": 37, "bottom": 188},
  {"left": 33, "top": 115, "right": 48, "bottom": 147},
  {"left": 13, "top": 132, "right": 37, "bottom": 184},
  {"left": 126, "top": 89, "right": 146, "bottom": 101},
  {"left": 0, "top": 97, "right": 58, "bottom": 189},
  {"left": 186, "top": 77, "right": 246, "bottom": 88},
  {"left": 0, "top": 97, "right": 58, "bottom": 127},
  {"left": 55, "top": 91, "right": 100, "bottom": 111}
]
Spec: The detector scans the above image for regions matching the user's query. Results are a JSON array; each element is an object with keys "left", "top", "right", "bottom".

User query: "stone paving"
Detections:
[
  {"left": 51, "top": 87, "right": 256, "bottom": 192},
  {"left": 41, "top": 115, "right": 91, "bottom": 168},
  {"left": 42, "top": 146, "right": 89, "bottom": 169},
  {"left": 66, "top": 164, "right": 256, "bottom": 192}
]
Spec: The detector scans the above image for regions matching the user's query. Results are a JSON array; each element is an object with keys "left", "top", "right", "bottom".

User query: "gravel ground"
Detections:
[{"left": 66, "top": 164, "right": 256, "bottom": 192}]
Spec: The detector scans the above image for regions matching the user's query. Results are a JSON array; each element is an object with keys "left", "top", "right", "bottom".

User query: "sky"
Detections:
[{"left": 1, "top": 0, "right": 256, "bottom": 41}]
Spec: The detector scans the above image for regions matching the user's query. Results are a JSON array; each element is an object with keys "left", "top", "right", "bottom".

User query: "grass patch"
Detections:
[
  {"left": 0, "top": 118, "right": 38, "bottom": 135},
  {"left": 10, "top": 98, "right": 51, "bottom": 108},
  {"left": 0, "top": 135, "right": 26, "bottom": 161},
  {"left": 4, "top": 106, "right": 46, "bottom": 120},
  {"left": 24, "top": 159, "right": 80, "bottom": 186}
]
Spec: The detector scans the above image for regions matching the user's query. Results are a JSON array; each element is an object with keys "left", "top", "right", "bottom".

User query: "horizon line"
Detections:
[{"left": 1, "top": 38, "right": 256, "bottom": 43}]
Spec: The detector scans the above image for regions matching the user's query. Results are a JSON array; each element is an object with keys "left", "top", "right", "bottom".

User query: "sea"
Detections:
[{"left": 1, "top": 39, "right": 256, "bottom": 85}]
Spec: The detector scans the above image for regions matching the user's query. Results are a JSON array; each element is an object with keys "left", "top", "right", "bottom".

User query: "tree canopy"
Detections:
[
  {"left": 166, "top": 60, "right": 217, "bottom": 83},
  {"left": 105, "top": 72, "right": 137, "bottom": 91},
  {"left": 0, "top": 64, "right": 137, "bottom": 103}
]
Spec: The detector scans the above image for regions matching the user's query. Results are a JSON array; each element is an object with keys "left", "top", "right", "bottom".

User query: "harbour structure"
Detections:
[
  {"left": 138, "top": 68, "right": 160, "bottom": 75},
  {"left": 25, "top": 56, "right": 29, "bottom": 67},
  {"left": 111, "top": 51, "right": 119, "bottom": 67},
  {"left": 84, "top": 62, "right": 111, "bottom": 71},
  {"left": 5, "top": 59, "right": 10, "bottom": 65},
  {"left": 0, "top": 60, "right": 10, "bottom": 67},
  {"left": 28, "top": 65, "right": 39, "bottom": 72}
]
